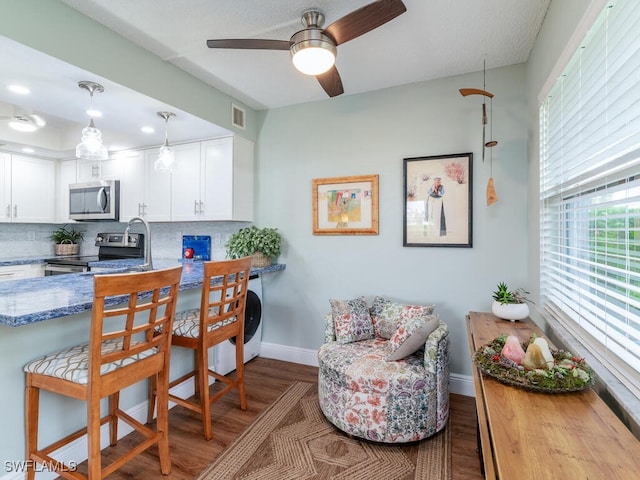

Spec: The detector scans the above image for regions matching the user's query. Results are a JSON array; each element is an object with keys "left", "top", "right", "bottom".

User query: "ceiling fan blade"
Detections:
[
  {"left": 316, "top": 66, "right": 344, "bottom": 97},
  {"left": 324, "top": 0, "right": 407, "bottom": 45},
  {"left": 207, "top": 39, "right": 291, "bottom": 50}
]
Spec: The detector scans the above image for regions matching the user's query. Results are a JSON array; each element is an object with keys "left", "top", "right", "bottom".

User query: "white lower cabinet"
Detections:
[{"left": 0, "top": 264, "right": 43, "bottom": 282}]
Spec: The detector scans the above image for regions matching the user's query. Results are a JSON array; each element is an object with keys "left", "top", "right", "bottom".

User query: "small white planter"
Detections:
[{"left": 491, "top": 301, "right": 529, "bottom": 322}]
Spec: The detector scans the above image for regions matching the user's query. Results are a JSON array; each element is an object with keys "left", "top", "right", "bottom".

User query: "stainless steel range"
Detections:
[{"left": 44, "top": 232, "right": 144, "bottom": 276}]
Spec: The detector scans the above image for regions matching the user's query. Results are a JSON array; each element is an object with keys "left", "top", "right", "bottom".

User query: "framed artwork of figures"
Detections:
[{"left": 403, "top": 153, "right": 473, "bottom": 247}]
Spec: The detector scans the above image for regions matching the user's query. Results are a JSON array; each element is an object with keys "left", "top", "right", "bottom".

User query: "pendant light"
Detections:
[
  {"left": 75, "top": 81, "right": 108, "bottom": 161},
  {"left": 154, "top": 111, "right": 176, "bottom": 172}
]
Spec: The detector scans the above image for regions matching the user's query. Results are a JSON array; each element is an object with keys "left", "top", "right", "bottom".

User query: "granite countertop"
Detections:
[
  {"left": 0, "top": 256, "right": 49, "bottom": 267},
  {"left": 0, "top": 259, "right": 285, "bottom": 327}
]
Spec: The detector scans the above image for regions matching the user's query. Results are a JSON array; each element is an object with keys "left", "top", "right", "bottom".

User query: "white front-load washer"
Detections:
[{"left": 214, "top": 275, "right": 263, "bottom": 375}]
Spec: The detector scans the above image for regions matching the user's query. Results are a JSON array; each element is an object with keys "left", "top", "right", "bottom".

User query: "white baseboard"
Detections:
[{"left": 259, "top": 341, "right": 475, "bottom": 397}]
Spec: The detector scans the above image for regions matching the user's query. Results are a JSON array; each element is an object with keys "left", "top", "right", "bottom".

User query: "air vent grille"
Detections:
[{"left": 231, "top": 103, "right": 246, "bottom": 130}]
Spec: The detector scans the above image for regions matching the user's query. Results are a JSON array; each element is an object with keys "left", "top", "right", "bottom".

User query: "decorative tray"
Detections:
[{"left": 473, "top": 334, "right": 595, "bottom": 393}]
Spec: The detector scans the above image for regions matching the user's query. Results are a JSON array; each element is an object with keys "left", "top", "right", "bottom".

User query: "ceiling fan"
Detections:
[{"left": 206, "top": 0, "right": 407, "bottom": 98}]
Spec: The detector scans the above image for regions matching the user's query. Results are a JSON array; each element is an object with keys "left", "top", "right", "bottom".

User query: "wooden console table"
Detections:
[{"left": 466, "top": 311, "right": 640, "bottom": 479}]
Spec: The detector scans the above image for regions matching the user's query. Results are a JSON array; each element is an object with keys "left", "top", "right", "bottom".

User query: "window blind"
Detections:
[{"left": 540, "top": 0, "right": 640, "bottom": 399}]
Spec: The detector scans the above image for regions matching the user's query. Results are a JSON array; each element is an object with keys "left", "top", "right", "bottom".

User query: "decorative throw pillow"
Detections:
[
  {"left": 386, "top": 314, "right": 440, "bottom": 361},
  {"left": 370, "top": 296, "right": 435, "bottom": 339},
  {"left": 329, "top": 296, "right": 375, "bottom": 344}
]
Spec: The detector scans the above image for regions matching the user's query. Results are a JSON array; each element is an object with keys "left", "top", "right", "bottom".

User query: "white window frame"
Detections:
[{"left": 539, "top": 0, "right": 640, "bottom": 401}]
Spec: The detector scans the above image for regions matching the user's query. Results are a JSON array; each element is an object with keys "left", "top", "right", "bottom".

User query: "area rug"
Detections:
[{"left": 196, "top": 381, "right": 451, "bottom": 480}]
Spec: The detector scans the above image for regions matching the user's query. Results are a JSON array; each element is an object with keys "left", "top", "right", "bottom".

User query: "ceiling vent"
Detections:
[{"left": 231, "top": 103, "right": 246, "bottom": 130}]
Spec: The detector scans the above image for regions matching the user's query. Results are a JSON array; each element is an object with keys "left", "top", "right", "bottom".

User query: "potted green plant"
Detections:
[
  {"left": 50, "top": 225, "right": 84, "bottom": 256},
  {"left": 225, "top": 226, "right": 281, "bottom": 267},
  {"left": 491, "top": 282, "right": 531, "bottom": 321}
]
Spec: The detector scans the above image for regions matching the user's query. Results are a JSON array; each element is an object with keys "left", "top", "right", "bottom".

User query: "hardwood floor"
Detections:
[{"left": 76, "top": 357, "right": 484, "bottom": 479}]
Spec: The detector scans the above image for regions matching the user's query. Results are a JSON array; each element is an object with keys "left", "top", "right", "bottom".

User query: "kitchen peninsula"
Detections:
[
  {"left": 0, "top": 259, "right": 284, "bottom": 478},
  {"left": 0, "top": 258, "right": 284, "bottom": 327}
]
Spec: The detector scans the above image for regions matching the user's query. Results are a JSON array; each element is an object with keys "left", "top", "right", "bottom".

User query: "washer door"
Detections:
[{"left": 230, "top": 289, "right": 262, "bottom": 345}]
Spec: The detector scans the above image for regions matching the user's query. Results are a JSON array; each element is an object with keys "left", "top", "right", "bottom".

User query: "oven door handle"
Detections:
[
  {"left": 96, "top": 187, "right": 108, "bottom": 213},
  {"left": 44, "top": 264, "right": 88, "bottom": 274}
]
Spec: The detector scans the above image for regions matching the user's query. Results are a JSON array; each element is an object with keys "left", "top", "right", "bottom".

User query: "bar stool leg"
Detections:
[
  {"left": 147, "top": 374, "right": 157, "bottom": 425},
  {"left": 236, "top": 340, "right": 247, "bottom": 411},
  {"left": 109, "top": 392, "right": 120, "bottom": 446},
  {"left": 198, "top": 346, "right": 213, "bottom": 440},
  {"left": 193, "top": 349, "right": 201, "bottom": 398},
  {"left": 25, "top": 380, "right": 39, "bottom": 480},
  {"left": 87, "top": 393, "right": 102, "bottom": 479},
  {"left": 156, "top": 366, "right": 171, "bottom": 474}
]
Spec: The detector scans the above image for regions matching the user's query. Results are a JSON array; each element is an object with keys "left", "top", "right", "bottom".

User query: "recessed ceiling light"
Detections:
[
  {"left": 8, "top": 116, "right": 38, "bottom": 132},
  {"left": 22, "top": 147, "right": 35, "bottom": 153},
  {"left": 8, "top": 84, "right": 30, "bottom": 95},
  {"left": 86, "top": 109, "right": 102, "bottom": 118},
  {"left": 141, "top": 126, "right": 155, "bottom": 134}
]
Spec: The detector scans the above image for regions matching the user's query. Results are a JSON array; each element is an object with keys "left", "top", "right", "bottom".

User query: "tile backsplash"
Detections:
[{"left": 0, "top": 221, "right": 251, "bottom": 260}]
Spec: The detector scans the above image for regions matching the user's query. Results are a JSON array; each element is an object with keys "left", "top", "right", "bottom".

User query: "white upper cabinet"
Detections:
[
  {"left": 197, "top": 136, "right": 254, "bottom": 221},
  {"left": 0, "top": 152, "right": 9, "bottom": 223},
  {"left": 143, "top": 149, "right": 172, "bottom": 222},
  {"left": 8, "top": 135, "right": 253, "bottom": 224},
  {"left": 170, "top": 136, "right": 254, "bottom": 222},
  {"left": 168, "top": 142, "right": 205, "bottom": 221},
  {"left": 76, "top": 157, "right": 122, "bottom": 182},
  {"left": 2, "top": 154, "right": 55, "bottom": 223},
  {"left": 55, "top": 159, "right": 77, "bottom": 223},
  {"left": 118, "top": 150, "right": 152, "bottom": 222}
]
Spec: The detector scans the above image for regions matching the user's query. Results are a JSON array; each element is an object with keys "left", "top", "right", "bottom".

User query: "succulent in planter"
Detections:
[
  {"left": 50, "top": 225, "right": 85, "bottom": 256},
  {"left": 491, "top": 282, "right": 532, "bottom": 321},
  {"left": 225, "top": 226, "right": 281, "bottom": 267},
  {"left": 492, "top": 282, "right": 531, "bottom": 305}
]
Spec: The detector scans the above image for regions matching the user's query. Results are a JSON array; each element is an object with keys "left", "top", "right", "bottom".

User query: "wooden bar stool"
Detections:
[
  {"left": 24, "top": 266, "right": 183, "bottom": 480},
  {"left": 149, "top": 257, "right": 251, "bottom": 440}
]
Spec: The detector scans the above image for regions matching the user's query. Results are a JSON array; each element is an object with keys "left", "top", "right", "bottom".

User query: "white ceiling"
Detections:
[{"left": 0, "top": 0, "right": 550, "bottom": 159}]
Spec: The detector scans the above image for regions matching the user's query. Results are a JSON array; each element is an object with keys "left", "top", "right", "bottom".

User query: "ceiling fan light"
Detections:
[
  {"left": 291, "top": 30, "right": 336, "bottom": 75},
  {"left": 76, "top": 119, "right": 108, "bottom": 160}
]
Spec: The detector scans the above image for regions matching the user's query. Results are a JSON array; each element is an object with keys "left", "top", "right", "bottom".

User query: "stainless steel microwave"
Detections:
[{"left": 69, "top": 180, "right": 120, "bottom": 221}]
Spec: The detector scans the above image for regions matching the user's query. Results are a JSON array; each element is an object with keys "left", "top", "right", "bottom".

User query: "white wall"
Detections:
[{"left": 255, "top": 65, "right": 529, "bottom": 376}]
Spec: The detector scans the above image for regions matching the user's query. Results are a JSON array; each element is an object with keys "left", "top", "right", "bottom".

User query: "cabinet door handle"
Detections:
[
  {"left": 199, "top": 201, "right": 204, "bottom": 214},
  {"left": 13, "top": 205, "right": 17, "bottom": 217},
  {"left": 194, "top": 200, "right": 199, "bottom": 215},
  {"left": 5, "top": 204, "right": 10, "bottom": 218}
]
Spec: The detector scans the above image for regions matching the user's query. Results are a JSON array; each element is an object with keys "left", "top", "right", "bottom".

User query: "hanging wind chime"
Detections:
[{"left": 460, "top": 59, "right": 498, "bottom": 206}]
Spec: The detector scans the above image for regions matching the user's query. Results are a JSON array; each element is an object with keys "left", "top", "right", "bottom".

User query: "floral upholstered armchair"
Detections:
[{"left": 317, "top": 296, "right": 449, "bottom": 443}]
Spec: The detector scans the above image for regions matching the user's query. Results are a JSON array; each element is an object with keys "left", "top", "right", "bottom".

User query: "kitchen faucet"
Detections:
[{"left": 124, "top": 216, "right": 153, "bottom": 271}]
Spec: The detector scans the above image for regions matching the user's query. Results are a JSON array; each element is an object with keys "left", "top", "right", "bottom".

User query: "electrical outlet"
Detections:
[
  {"left": 175, "top": 231, "right": 183, "bottom": 242},
  {"left": 27, "top": 231, "right": 36, "bottom": 241},
  {"left": 213, "top": 233, "right": 221, "bottom": 245}
]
